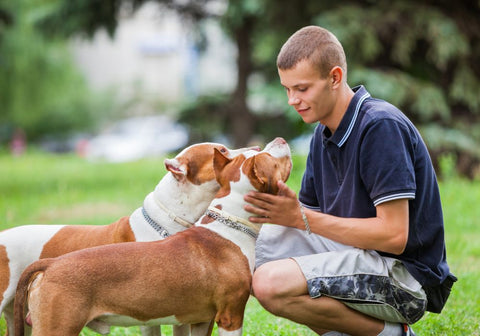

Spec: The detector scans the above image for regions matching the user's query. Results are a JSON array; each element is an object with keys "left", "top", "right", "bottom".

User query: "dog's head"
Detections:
[
  {"left": 164, "top": 143, "right": 260, "bottom": 185},
  {"left": 213, "top": 137, "right": 292, "bottom": 198}
]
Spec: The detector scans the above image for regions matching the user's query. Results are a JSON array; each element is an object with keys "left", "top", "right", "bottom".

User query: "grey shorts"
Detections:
[
  {"left": 292, "top": 249, "right": 427, "bottom": 324},
  {"left": 255, "top": 225, "right": 427, "bottom": 324}
]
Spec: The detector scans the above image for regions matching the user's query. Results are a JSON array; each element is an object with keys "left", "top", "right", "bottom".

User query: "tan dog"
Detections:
[
  {"left": 14, "top": 137, "right": 292, "bottom": 336},
  {"left": 1, "top": 142, "right": 257, "bottom": 336}
]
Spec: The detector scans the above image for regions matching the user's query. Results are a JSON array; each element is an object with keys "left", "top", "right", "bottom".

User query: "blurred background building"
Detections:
[{"left": 70, "top": 2, "right": 236, "bottom": 104}]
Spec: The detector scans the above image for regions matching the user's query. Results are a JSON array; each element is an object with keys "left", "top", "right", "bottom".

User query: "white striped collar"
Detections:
[
  {"left": 337, "top": 90, "right": 371, "bottom": 147},
  {"left": 323, "top": 85, "right": 371, "bottom": 147}
]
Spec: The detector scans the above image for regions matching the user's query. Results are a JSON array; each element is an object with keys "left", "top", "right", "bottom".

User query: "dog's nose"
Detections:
[{"left": 273, "top": 137, "right": 287, "bottom": 145}]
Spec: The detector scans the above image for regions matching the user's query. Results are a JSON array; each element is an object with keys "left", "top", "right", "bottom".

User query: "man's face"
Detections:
[{"left": 278, "top": 60, "right": 334, "bottom": 125}]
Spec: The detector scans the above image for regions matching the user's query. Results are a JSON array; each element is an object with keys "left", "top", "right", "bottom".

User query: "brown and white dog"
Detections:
[
  {"left": 0, "top": 142, "right": 257, "bottom": 336},
  {"left": 14, "top": 137, "right": 292, "bottom": 336}
]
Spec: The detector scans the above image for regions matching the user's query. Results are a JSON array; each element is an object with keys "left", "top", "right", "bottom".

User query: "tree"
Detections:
[
  {"left": 0, "top": 0, "right": 114, "bottom": 143},
  {"left": 225, "top": 0, "right": 480, "bottom": 175},
  {"left": 7, "top": 0, "right": 480, "bottom": 176},
  {"left": 311, "top": 0, "right": 480, "bottom": 177}
]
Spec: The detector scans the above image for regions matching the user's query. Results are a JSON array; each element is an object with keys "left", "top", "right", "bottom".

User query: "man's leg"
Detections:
[{"left": 252, "top": 259, "right": 384, "bottom": 336}]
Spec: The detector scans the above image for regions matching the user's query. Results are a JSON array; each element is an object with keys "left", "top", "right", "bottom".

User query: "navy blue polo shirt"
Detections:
[{"left": 299, "top": 85, "right": 450, "bottom": 287}]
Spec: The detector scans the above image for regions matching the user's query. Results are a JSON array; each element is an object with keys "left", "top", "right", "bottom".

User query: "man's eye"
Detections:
[{"left": 298, "top": 87, "right": 307, "bottom": 92}]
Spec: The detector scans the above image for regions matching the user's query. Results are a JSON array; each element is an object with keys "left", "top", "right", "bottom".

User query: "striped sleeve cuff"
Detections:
[
  {"left": 299, "top": 202, "right": 322, "bottom": 212},
  {"left": 373, "top": 192, "right": 415, "bottom": 206}
]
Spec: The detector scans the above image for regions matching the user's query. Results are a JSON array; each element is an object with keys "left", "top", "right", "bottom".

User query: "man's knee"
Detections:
[
  {"left": 252, "top": 263, "right": 278, "bottom": 302},
  {"left": 252, "top": 259, "right": 307, "bottom": 311}
]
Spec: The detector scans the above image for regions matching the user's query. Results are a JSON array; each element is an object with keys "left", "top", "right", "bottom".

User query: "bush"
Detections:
[{"left": 0, "top": 1, "right": 115, "bottom": 145}]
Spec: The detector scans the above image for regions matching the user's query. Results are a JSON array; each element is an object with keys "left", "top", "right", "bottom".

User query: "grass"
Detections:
[{"left": 1, "top": 150, "right": 479, "bottom": 335}]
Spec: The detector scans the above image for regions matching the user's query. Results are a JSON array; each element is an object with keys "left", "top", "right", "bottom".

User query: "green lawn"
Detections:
[{"left": 1, "top": 151, "right": 479, "bottom": 335}]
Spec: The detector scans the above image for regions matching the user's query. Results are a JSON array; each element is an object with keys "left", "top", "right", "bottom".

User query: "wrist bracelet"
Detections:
[{"left": 299, "top": 204, "right": 311, "bottom": 235}]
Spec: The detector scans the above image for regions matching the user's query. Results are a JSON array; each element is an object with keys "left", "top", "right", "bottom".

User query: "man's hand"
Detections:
[{"left": 244, "top": 180, "right": 302, "bottom": 228}]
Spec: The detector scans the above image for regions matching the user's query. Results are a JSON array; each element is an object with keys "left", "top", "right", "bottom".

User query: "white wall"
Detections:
[{"left": 70, "top": 2, "right": 237, "bottom": 105}]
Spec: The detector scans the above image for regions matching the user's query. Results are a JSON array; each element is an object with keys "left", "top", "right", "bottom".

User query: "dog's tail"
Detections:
[{"left": 14, "top": 258, "right": 53, "bottom": 336}]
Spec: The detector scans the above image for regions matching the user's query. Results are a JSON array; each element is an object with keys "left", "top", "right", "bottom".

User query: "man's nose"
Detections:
[{"left": 287, "top": 93, "right": 300, "bottom": 106}]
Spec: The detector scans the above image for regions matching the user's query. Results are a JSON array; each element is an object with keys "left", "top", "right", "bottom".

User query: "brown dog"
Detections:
[
  {"left": 1, "top": 142, "right": 257, "bottom": 336},
  {"left": 14, "top": 137, "right": 291, "bottom": 336}
]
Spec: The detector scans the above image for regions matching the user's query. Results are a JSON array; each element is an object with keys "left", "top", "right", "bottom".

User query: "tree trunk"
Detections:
[{"left": 229, "top": 17, "right": 256, "bottom": 147}]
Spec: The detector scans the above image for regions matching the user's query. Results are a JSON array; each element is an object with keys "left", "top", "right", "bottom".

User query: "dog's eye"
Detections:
[{"left": 220, "top": 147, "right": 228, "bottom": 153}]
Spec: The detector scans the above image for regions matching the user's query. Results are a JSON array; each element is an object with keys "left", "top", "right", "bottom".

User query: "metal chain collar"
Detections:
[
  {"left": 205, "top": 209, "right": 258, "bottom": 239},
  {"left": 142, "top": 207, "right": 170, "bottom": 238}
]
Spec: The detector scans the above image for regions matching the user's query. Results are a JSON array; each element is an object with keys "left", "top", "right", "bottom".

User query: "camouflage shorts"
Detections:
[{"left": 292, "top": 248, "right": 427, "bottom": 324}]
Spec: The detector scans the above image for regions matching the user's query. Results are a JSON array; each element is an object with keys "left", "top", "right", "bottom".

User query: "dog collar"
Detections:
[
  {"left": 206, "top": 206, "right": 259, "bottom": 239},
  {"left": 153, "top": 198, "right": 193, "bottom": 229},
  {"left": 142, "top": 207, "right": 170, "bottom": 238}
]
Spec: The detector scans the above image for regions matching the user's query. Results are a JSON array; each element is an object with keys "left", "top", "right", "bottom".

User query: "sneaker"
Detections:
[{"left": 402, "top": 324, "right": 417, "bottom": 336}]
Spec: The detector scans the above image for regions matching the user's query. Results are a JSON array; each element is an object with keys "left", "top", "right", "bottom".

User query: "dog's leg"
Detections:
[
  {"left": 85, "top": 320, "right": 110, "bottom": 335},
  {"left": 4, "top": 303, "right": 31, "bottom": 336},
  {"left": 191, "top": 321, "right": 214, "bottom": 336},
  {"left": 217, "top": 327, "right": 242, "bottom": 336},
  {"left": 140, "top": 325, "right": 161, "bottom": 336},
  {"left": 173, "top": 324, "right": 191, "bottom": 336},
  {"left": 4, "top": 302, "right": 32, "bottom": 336},
  {"left": 3, "top": 303, "right": 14, "bottom": 336},
  {"left": 30, "top": 320, "right": 82, "bottom": 336},
  {"left": 27, "top": 286, "right": 88, "bottom": 336}
]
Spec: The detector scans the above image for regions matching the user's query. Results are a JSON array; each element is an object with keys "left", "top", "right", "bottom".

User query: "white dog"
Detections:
[
  {"left": 14, "top": 137, "right": 291, "bottom": 336},
  {"left": 1, "top": 142, "right": 257, "bottom": 336}
]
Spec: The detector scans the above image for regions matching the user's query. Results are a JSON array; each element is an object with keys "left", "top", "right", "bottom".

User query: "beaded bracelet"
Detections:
[{"left": 299, "top": 204, "right": 311, "bottom": 235}]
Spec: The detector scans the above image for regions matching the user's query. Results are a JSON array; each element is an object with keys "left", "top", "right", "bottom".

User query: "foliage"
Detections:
[
  {"left": 218, "top": 0, "right": 480, "bottom": 176},
  {"left": 178, "top": 88, "right": 314, "bottom": 146},
  {"left": 33, "top": 0, "right": 216, "bottom": 39},
  {"left": 178, "top": 94, "right": 231, "bottom": 144},
  {"left": 2, "top": 0, "right": 480, "bottom": 176},
  {"left": 0, "top": 0, "right": 115, "bottom": 144},
  {"left": 0, "top": 151, "right": 479, "bottom": 334},
  {"left": 312, "top": 1, "right": 480, "bottom": 176}
]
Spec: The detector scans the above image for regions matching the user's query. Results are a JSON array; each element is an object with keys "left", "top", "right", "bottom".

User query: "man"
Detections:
[{"left": 244, "top": 26, "right": 455, "bottom": 336}]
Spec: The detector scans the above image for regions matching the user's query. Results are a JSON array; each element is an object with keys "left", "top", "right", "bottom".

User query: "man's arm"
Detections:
[{"left": 244, "top": 181, "right": 409, "bottom": 255}]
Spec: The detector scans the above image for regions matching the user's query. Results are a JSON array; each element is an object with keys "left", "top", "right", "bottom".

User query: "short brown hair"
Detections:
[{"left": 277, "top": 26, "right": 347, "bottom": 79}]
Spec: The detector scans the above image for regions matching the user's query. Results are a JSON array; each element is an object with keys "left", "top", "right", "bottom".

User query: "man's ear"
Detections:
[
  {"left": 330, "top": 66, "right": 344, "bottom": 88},
  {"left": 164, "top": 158, "right": 187, "bottom": 182}
]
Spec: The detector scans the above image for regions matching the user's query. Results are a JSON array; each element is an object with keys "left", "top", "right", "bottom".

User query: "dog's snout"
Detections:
[
  {"left": 263, "top": 137, "right": 291, "bottom": 159},
  {"left": 273, "top": 137, "right": 287, "bottom": 145}
]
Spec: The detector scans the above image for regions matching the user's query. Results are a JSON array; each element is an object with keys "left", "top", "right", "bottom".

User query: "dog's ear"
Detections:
[
  {"left": 164, "top": 158, "right": 187, "bottom": 182},
  {"left": 278, "top": 156, "right": 292, "bottom": 183},
  {"left": 213, "top": 147, "right": 232, "bottom": 177},
  {"left": 244, "top": 154, "right": 283, "bottom": 195},
  {"left": 213, "top": 148, "right": 239, "bottom": 198},
  {"left": 243, "top": 155, "right": 268, "bottom": 193}
]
